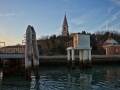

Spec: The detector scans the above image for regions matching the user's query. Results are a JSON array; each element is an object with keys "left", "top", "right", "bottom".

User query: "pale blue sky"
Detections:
[{"left": 0, "top": 0, "right": 120, "bottom": 45}]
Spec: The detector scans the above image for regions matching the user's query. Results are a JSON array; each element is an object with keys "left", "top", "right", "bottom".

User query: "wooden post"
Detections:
[
  {"left": 31, "top": 27, "right": 40, "bottom": 79},
  {"left": 25, "top": 25, "right": 40, "bottom": 80},
  {"left": 25, "top": 25, "right": 32, "bottom": 80}
]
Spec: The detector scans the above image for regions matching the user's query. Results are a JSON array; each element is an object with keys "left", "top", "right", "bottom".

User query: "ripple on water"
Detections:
[{"left": 1, "top": 65, "right": 120, "bottom": 90}]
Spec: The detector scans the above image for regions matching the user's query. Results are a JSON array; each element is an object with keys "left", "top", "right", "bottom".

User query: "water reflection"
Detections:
[
  {"left": 0, "top": 69, "right": 3, "bottom": 85},
  {"left": 30, "top": 72, "right": 40, "bottom": 90},
  {"left": 107, "top": 70, "right": 120, "bottom": 88},
  {"left": 1, "top": 65, "right": 120, "bottom": 90},
  {"left": 67, "top": 69, "right": 92, "bottom": 90}
]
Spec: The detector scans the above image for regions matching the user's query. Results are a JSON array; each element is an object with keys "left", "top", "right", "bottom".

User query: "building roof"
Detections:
[
  {"left": 103, "top": 38, "right": 119, "bottom": 46},
  {"left": 63, "top": 14, "right": 68, "bottom": 26}
]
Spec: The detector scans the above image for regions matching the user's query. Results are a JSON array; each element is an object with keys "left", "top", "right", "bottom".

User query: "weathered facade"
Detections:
[
  {"left": 0, "top": 45, "right": 25, "bottom": 53},
  {"left": 102, "top": 36, "right": 120, "bottom": 55}
]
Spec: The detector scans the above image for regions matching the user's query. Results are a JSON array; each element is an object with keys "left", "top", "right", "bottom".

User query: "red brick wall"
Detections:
[{"left": 102, "top": 45, "right": 120, "bottom": 55}]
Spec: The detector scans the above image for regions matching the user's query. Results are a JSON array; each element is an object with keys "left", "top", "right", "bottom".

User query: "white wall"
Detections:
[
  {"left": 73, "top": 34, "right": 78, "bottom": 47},
  {"left": 78, "top": 34, "right": 90, "bottom": 47}
]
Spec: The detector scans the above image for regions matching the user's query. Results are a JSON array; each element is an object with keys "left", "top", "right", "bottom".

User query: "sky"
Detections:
[{"left": 0, "top": 0, "right": 120, "bottom": 46}]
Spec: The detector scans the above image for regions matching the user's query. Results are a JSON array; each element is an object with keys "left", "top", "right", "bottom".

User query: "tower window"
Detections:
[{"left": 64, "top": 27, "right": 66, "bottom": 31}]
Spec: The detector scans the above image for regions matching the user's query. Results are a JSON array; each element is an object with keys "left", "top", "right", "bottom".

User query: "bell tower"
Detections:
[{"left": 62, "top": 14, "right": 69, "bottom": 36}]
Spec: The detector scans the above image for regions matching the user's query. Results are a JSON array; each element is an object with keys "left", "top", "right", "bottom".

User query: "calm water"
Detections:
[{"left": 0, "top": 65, "right": 120, "bottom": 90}]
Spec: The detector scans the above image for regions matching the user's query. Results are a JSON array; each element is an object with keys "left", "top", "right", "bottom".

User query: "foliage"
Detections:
[
  {"left": 38, "top": 34, "right": 71, "bottom": 55},
  {"left": 38, "top": 30, "right": 120, "bottom": 55},
  {"left": 93, "top": 30, "right": 120, "bottom": 55}
]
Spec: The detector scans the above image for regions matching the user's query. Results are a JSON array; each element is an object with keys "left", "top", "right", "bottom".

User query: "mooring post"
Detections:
[
  {"left": 71, "top": 49, "right": 75, "bottom": 69},
  {"left": 67, "top": 50, "right": 71, "bottom": 68},
  {"left": 31, "top": 27, "right": 40, "bottom": 79},
  {"left": 25, "top": 25, "right": 32, "bottom": 80}
]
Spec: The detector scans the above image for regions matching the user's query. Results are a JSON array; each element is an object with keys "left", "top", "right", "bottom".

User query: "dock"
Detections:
[{"left": 0, "top": 53, "right": 120, "bottom": 63}]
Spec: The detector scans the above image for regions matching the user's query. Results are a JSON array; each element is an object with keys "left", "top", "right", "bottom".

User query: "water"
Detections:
[{"left": 0, "top": 65, "right": 120, "bottom": 90}]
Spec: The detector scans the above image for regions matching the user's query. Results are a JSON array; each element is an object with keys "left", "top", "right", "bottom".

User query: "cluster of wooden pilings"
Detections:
[{"left": 25, "top": 25, "right": 39, "bottom": 80}]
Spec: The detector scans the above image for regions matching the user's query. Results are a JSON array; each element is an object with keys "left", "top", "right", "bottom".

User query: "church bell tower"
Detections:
[{"left": 62, "top": 14, "right": 69, "bottom": 36}]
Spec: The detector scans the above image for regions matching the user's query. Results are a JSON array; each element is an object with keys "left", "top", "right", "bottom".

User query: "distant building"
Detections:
[
  {"left": 62, "top": 14, "right": 69, "bottom": 36},
  {"left": 102, "top": 35, "right": 120, "bottom": 55},
  {"left": 0, "top": 45, "right": 24, "bottom": 53}
]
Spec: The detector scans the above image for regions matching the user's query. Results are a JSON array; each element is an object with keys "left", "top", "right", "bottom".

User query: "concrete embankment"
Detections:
[
  {"left": 39, "top": 55, "right": 120, "bottom": 65},
  {"left": 92, "top": 55, "right": 120, "bottom": 64},
  {"left": 2, "top": 55, "right": 120, "bottom": 76}
]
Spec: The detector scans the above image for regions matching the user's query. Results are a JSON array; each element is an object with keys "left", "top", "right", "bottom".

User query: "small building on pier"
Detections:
[{"left": 67, "top": 33, "right": 92, "bottom": 68}]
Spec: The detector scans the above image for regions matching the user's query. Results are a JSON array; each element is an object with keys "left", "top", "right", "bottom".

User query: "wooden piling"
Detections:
[
  {"left": 31, "top": 27, "right": 40, "bottom": 79},
  {"left": 34, "top": 66, "right": 40, "bottom": 79},
  {"left": 25, "top": 25, "right": 32, "bottom": 80},
  {"left": 25, "top": 67, "right": 31, "bottom": 80}
]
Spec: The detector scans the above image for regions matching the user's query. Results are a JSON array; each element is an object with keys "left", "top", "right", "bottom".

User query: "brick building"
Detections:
[
  {"left": 102, "top": 36, "right": 120, "bottom": 55},
  {"left": 0, "top": 45, "right": 25, "bottom": 53}
]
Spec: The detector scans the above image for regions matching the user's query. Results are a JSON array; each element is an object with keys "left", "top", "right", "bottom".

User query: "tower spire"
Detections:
[
  {"left": 62, "top": 13, "right": 69, "bottom": 36},
  {"left": 63, "top": 13, "right": 68, "bottom": 26}
]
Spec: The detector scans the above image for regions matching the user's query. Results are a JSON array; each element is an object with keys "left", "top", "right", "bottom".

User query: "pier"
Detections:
[
  {"left": 0, "top": 53, "right": 120, "bottom": 77},
  {"left": 0, "top": 54, "right": 120, "bottom": 62}
]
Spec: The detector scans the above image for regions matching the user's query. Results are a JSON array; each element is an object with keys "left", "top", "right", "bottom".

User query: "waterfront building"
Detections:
[
  {"left": 0, "top": 45, "right": 24, "bottom": 53},
  {"left": 62, "top": 14, "right": 69, "bottom": 36},
  {"left": 102, "top": 35, "right": 120, "bottom": 55},
  {"left": 67, "top": 33, "right": 92, "bottom": 68}
]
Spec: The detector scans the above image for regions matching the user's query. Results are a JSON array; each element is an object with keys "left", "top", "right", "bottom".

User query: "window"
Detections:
[
  {"left": 116, "top": 49, "right": 118, "bottom": 52},
  {"left": 64, "top": 27, "right": 66, "bottom": 31}
]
